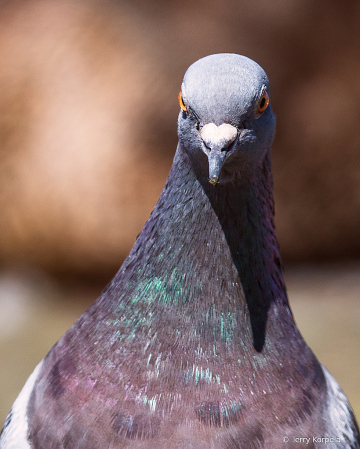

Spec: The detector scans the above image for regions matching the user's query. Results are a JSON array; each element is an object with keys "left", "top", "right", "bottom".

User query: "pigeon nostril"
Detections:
[
  {"left": 200, "top": 123, "right": 238, "bottom": 156},
  {"left": 203, "top": 142, "right": 211, "bottom": 151},
  {"left": 222, "top": 137, "right": 237, "bottom": 152}
]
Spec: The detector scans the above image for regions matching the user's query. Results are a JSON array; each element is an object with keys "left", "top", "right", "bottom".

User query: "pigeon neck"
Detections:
[
  {"left": 193, "top": 146, "right": 287, "bottom": 312},
  {"left": 117, "top": 142, "right": 288, "bottom": 313},
  {"left": 108, "top": 143, "right": 296, "bottom": 354}
]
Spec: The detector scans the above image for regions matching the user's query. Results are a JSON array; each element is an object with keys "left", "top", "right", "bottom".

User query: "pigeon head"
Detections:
[{"left": 178, "top": 53, "right": 276, "bottom": 184}]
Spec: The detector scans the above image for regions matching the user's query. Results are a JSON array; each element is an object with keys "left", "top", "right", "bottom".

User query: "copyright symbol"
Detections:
[{"left": 283, "top": 437, "right": 289, "bottom": 443}]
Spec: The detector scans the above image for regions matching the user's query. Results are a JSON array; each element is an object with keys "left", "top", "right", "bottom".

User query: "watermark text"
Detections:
[{"left": 283, "top": 436, "right": 341, "bottom": 444}]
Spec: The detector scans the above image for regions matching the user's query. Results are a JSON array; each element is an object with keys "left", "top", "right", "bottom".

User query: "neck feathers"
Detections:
[
  {"left": 118, "top": 144, "right": 287, "bottom": 308},
  {"left": 107, "top": 143, "right": 291, "bottom": 353}
]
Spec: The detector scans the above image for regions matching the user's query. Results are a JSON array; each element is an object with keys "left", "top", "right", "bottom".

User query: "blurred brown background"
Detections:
[{"left": 0, "top": 0, "right": 359, "bottom": 426}]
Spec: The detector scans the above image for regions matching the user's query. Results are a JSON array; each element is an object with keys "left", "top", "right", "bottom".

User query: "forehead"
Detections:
[{"left": 182, "top": 54, "right": 269, "bottom": 122}]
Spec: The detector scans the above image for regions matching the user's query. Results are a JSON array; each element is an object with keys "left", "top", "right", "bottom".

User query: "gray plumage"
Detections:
[{"left": 1, "top": 53, "right": 359, "bottom": 449}]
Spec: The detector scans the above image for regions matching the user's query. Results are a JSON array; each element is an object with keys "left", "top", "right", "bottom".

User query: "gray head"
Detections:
[{"left": 177, "top": 53, "right": 276, "bottom": 184}]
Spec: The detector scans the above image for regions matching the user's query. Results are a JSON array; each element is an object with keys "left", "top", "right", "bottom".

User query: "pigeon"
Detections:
[{"left": 1, "top": 53, "right": 359, "bottom": 449}]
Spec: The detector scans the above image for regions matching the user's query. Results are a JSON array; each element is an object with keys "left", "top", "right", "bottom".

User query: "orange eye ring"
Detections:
[
  {"left": 258, "top": 90, "right": 269, "bottom": 114},
  {"left": 178, "top": 91, "right": 187, "bottom": 112}
]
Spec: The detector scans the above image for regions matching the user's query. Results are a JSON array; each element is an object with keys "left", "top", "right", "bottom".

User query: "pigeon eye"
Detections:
[
  {"left": 257, "top": 90, "right": 269, "bottom": 114},
  {"left": 178, "top": 91, "right": 187, "bottom": 112}
]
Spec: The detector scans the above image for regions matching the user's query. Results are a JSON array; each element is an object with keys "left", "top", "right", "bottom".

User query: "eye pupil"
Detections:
[{"left": 257, "top": 90, "right": 269, "bottom": 114}]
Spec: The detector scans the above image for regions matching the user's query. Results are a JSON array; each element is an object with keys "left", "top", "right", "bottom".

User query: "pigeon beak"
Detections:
[
  {"left": 208, "top": 149, "right": 227, "bottom": 184},
  {"left": 200, "top": 123, "right": 238, "bottom": 184}
]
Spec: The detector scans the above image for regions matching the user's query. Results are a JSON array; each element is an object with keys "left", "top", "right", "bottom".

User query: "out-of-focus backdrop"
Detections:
[{"left": 0, "top": 0, "right": 359, "bottom": 425}]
